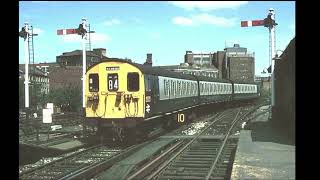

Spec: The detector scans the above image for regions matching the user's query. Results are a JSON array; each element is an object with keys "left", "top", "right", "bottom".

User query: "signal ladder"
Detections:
[{"left": 28, "top": 26, "right": 35, "bottom": 67}]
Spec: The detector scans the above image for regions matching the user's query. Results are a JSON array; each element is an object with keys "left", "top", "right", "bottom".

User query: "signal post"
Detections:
[
  {"left": 19, "top": 22, "right": 30, "bottom": 123},
  {"left": 241, "top": 8, "right": 278, "bottom": 117},
  {"left": 57, "top": 18, "right": 91, "bottom": 137}
]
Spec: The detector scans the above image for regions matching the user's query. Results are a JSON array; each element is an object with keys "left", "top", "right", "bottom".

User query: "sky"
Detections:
[{"left": 19, "top": 1, "right": 295, "bottom": 76}]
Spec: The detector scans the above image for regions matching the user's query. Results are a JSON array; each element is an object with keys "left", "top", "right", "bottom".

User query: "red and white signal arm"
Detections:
[
  {"left": 57, "top": 29, "right": 78, "bottom": 35},
  {"left": 241, "top": 20, "right": 264, "bottom": 27}
]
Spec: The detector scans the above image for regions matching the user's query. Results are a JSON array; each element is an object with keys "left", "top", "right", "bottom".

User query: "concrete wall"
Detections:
[{"left": 272, "top": 37, "right": 295, "bottom": 144}]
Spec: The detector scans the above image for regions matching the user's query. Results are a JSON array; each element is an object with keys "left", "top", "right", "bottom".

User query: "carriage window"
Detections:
[
  {"left": 108, "top": 73, "right": 118, "bottom": 91},
  {"left": 145, "top": 75, "right": 151, "bottom": 91},
  {"left": 89, "top": 73, "right": 99, "bottom": 92},
  {"left": 127, "top": 72, "right": 139, "bottom": 91},
  {"left": 178, "top": 81, "right": 181, "bottom": 96}
]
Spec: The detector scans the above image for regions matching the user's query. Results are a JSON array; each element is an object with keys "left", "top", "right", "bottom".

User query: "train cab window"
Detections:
[
  {"left": 89, "top": 74, "right": 99, "bottom": 92},
  {"left": 127, "top": 72, "right": 139, "bottom": 91}
]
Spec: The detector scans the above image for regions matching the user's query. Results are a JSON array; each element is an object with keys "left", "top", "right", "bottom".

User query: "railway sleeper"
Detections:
[
  {"left": 181, "top": 154, "right": 215, "bottom": 158},
  {"left": 36, "top": 170, "right": 63, "bottom": 175},
  {"left": 21, "top": 175, "right": 54, "bottom": 180},
  {"left": 174, "top": 160, "right": 213, "bottom": 164},
  {"left": 167, "top": 167, "right": 210, "bottom": 172},
  {"left": 162, "top": 171, "right": 208, "bottom": 177},
  {"left": 189, "top": 147, "right": 221, "bottom": 151},
  {"left": 178, "top": 157, "right": 214, "bottom": 161},
  {"left": 170, "top": 163, "right": 211, "bottom": 168},
  {"left": 189, "top": 148, "right": 220, "bottom": 151},
  {"left": 208, "top": 176, "right": 226, "bottom": 180},
  {"left": 192, "top": 143, "right": 221, "bottom": 146},
  {"left": 158, "top": 175, "right": 206, "bottom": 180},
  {"left": 184, "top": 152, "right": 218, "bottom": 156},
  {"left": 211, "top": 169, "right": 228, "bottom": 176}
]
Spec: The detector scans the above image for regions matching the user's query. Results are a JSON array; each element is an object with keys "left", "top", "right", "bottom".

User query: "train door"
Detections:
[{"left": 145, "top": 75, "right": 155, "bottom": 116}]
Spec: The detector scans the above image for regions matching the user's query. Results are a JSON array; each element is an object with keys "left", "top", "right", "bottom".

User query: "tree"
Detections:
[
  {"left": 19, "top": 78, "right": 24, "bottom": 110},
  {"left": 39, "top": 85, "right": 82, "bottom": 112}
]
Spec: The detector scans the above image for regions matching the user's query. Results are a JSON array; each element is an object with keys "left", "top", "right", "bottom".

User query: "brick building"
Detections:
[
  {"left": 19, "top": 65, "right": 50, "bottom": 94},
  {"left": 157, "top": 64, "right": 219, "bottom": 78},
  {"left": 211, "top": 44, "right": 255, "bottom": 83},
  {"left": 228, "top": 55, "right": 255, "bottom": 83},
  {"left": 56, "top": 48, "right": 106, "bottom": 67},
  {"left": 184, "top": 51, "right": 214, "bottom": 66},
  {"left": 48, "top": 66, "right": 82, "bottom": 91},
  {"left": 19, "top": 65, "right": 49, "bottom": 110}
]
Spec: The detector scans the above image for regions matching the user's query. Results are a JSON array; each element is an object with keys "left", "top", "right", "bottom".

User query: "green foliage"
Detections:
[
  {"left": 41, "top": 85, "right": 82, "bottom": 112},
  {"left": 19, "top": 79, "right": 24, "bottom": 109},
  {"left": 19, "top": 78, "right": 82, "bottom": 112}
]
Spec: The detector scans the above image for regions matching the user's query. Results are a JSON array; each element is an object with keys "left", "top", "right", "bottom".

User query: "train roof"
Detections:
[
  {"left": 87, "top": 58, "right": 196, "bottom": 80},
  {"left": 87, "top": 58, "right": 253, "bottom": 84}
]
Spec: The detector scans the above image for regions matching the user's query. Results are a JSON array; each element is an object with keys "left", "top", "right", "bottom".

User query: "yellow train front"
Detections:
[{"left": 85, "top": 59, "right": 146, "bottom": 138}]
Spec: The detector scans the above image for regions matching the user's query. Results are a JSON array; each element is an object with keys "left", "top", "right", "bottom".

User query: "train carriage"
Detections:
[
  {"left": 233, "top": 82, "right": 259, "bottom": 100},
  {"left": 85, "top": 58, "right": 259, "bottom": 138}
]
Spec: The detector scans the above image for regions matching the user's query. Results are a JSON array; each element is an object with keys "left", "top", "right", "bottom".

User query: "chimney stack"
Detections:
[
  {"left": 145, "top": 53, "right": 152, "bottom": 66},
  {"left": 93, "top": 48, "right": 107, "bottom": 58}
]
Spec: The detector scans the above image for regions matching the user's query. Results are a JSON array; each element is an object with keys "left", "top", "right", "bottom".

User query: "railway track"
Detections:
[
  {"left": 19, "top": 139, "right": 151, "bottom": 180},
  {"left": 126, "top": 106, "right": 258, "bottom": 180},
  {"left": 19, "top": 104, "right": 261, "bottom": 180}
]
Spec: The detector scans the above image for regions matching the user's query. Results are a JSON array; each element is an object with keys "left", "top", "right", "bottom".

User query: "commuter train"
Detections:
[{"left": 85, "top": 58, "right": 259, "bottom": 138}]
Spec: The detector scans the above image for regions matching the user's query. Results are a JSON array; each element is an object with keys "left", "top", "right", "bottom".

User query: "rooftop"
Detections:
[
  {"left": 57, "top": 50, "right": 102, "bottom": 58},
  {"left": 19, "top": 64, "right": 48, "bottom": 77}
]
